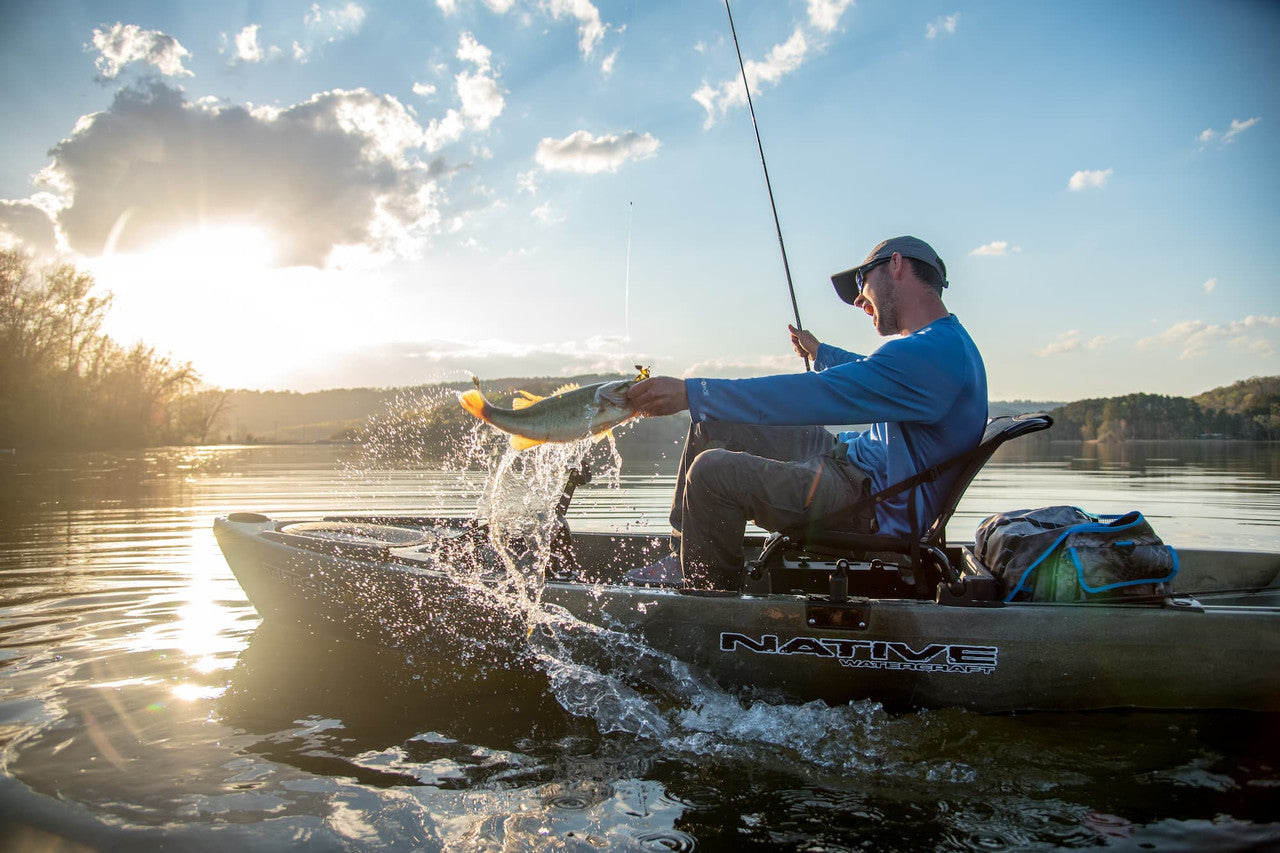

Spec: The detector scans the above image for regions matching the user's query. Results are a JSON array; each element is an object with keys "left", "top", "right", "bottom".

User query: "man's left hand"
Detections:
[
  {"left": 626, "top": 376, "right": 689, "bottom": 417},
  {"left": 789, "top": 324, "right": 820, "bottom": 361}
]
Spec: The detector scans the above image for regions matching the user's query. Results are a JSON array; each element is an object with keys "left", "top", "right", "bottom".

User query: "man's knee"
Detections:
[{"left": 684, "top": 448, "right": 739, "bottom": 501}]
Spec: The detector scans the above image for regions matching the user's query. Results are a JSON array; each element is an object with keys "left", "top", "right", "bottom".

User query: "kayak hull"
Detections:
[{"left": 214, "top": 513, "right": 1280, "bottom": 713}]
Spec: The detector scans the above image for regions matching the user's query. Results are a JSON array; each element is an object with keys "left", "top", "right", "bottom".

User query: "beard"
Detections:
[{"left": 871, "top": 283, "right": 900, "bottom": 336}]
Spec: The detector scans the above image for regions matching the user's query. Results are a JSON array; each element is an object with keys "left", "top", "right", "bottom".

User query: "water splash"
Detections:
[
  {"left": 349, "top": 394, "right": 912, "bottom": 768},
  {"left": 473, "top": 440, "right": 591, "bottom": 619}
]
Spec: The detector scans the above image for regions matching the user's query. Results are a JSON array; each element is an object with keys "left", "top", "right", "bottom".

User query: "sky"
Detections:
[{"left": 0, "top": 0, "right": 1277, "bottom": 402}]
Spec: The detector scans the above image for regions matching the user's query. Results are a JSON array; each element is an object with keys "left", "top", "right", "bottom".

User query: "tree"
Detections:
[
  {"left": 0, "top": 248, "right": 217, "bottom": 449},
  {"left": 1255, "top": 404, "right": 1280, "bottom": 442}
]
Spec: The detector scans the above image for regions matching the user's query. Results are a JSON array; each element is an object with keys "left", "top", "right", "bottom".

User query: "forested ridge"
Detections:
[
  {"left": 2, "top": 249, "right": 1276, "bottom": 449},
  {"left": 1049, "top": 378, "right": 1280, "bottom": 441}
]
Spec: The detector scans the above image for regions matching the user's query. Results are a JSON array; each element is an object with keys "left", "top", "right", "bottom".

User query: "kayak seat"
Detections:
[{"left": 751, "top": 413, "right": 1054, "bottom": 598}]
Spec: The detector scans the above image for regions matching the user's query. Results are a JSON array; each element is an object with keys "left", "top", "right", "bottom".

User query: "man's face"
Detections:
[{"left": 854, "top": 259, "right": 900, "bottom": 336}]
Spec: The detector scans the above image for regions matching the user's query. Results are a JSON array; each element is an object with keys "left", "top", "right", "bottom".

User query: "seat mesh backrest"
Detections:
[{"left": 919, "top": 413, "right": 1053, "bottom": 543}]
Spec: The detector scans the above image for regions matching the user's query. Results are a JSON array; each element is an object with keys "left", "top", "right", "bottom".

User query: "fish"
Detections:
[{"left": 459, "top": 366, "right": 650, "bottom": 451}]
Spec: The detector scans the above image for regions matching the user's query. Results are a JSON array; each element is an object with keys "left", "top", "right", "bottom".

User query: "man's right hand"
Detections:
[
  {"left": 626, "top": 377, "right": 690, "bottom": 417},
  {"left": 789, "top": 324, "right": 820, "bottom": 362}
]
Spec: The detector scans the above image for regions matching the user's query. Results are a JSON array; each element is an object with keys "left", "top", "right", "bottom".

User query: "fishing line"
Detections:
[
  {"left": 624, "top": 200, "right": 633, "bottom": 343},
  {"left": 723, "top": 0, "right": 809, "bottom": 371}
]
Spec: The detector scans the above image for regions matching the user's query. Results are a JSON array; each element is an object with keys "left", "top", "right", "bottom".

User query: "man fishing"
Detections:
[{"left": 624, "top": 236, "right": 988, "bottom": 591}]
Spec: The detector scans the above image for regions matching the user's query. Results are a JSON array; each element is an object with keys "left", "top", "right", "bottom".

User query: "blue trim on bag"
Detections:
[
  {"left": 1001, "top": 511, "right": 1177, "bottom": 602},
  {"left": 1066, "top": 544, "right": 1179, "bottom": 593}
]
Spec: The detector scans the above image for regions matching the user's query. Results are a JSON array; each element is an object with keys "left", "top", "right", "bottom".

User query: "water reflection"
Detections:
[{"left": 0, "top": 441, "right": 1277, "bottom": 851}]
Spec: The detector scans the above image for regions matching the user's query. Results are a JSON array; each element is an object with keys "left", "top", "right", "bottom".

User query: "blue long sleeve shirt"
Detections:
[{"left": 684, "top": 314, "right": 988, "bottom": 536}]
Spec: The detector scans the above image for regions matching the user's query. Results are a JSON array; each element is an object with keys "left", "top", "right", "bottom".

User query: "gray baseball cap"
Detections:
[{"left": 831, "top": 236, "right": 948, "bottom": 304}]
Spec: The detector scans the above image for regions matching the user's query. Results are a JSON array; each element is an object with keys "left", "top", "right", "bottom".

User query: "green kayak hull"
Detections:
[{"left": 214, "top": 513, "right": 1280, "bottom": 713}]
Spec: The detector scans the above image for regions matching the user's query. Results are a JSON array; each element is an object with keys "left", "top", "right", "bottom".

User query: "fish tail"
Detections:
[{"left": 459, "top": 388, "right": 490, "bottom": 422}]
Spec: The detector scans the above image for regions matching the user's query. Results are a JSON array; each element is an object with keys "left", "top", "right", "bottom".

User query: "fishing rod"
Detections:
[{"left": 723, "top": 0, "right": 809, "bottom": 371}]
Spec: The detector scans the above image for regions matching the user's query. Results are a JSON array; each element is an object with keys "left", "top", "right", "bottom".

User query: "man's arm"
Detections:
[{"left": 631, "top": 326, "right": 822, "bottom": 417}]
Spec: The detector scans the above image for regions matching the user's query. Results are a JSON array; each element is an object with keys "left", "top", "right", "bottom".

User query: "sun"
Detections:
[
  {"left": 85, "top": 220, "right": 395, "bottom": 390},
  {"left": 142, "top": 222, "right": 278, "bottom": 279},
  {"left": 86, "top": 221, "right": 286, "bottom": 378}
]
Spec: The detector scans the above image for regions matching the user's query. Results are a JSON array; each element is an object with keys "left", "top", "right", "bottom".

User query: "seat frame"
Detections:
[{"left": 745, "top": 413, "right": 1054, "bottom": 597}]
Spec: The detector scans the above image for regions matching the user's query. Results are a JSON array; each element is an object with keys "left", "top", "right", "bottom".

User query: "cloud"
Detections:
[
  {"left": 517, "top": 170, "right": 539, "bottom": 195},
  {"left": 292, "top": 1, "right": 367, "bottom": 62},
  {"left": 233, "top": 25, "right": 266, "bottom": 63},
  {"left": 541, "top": 0, "right": 608, "bottom": 58},
  {"left": 289, "top": 336, "right": 646, "bottom": 389},
  {"left": 437, "top": 0, "right": 518, "bottom": 14},
  {"left": 693, "top": 27, "right": 808, "bottom": 129},
  {"left": 600, "top": 49, "right": 618, "bottom": 76},
  {"left": 306, "top": 2, "right": 367, "bottom": 38},
  {"left": 228, "top": 24, "right": 286, "bottom": 64},
  {"left": 226, "top": 5, "right": 366, "bottom": 66},
  {"left": 687, "top": 0, "right": 855, "bottom": 128},
  {"left": 437, "top": 0, "right": 612, "bottom": 66},
  {"left": 926, "top": 12, "right": 960, "bottom": 39},
  {"left": 1034, "top": 330, "right": 1115, "bottom": 358},
  {"left": 423, "top": 33, "right": 506, "bottom": 149},
  {"left": 969, "top": 240, "right": 1021, "bottom": 257},
  {"left": 1196, "top": 117, "right": 1260, "bottom": 148},
  {"left": 1222, "top": 117, "right": 1261, "bottom": 142},
  {"left": 807, "top": 0, "right": 856, "bottom": 33},
  {"left": 531, "top": 202, "right": 565, "bottom": 224},
  {"left": 535, "top": 130, "right": 660, "bottom": 174},
  {"left": 1067, "top": 168, "right": 1113, "bottom": 191},
  {"left": 32, "top": 80, "right": 465, "bottom": 267},
  {"left": 1203, "top": 277, "right": 1218, "bottom": 294},
  {"left": 456, "top": 30, "right": 493, "bottom": 71},
  {"left": 1137, "top": 316, "right": 1280, "bottom": 360},
  {"left": 91, "top": 23, "right": 193, "bottom": 79},
  {"left": 0, "top": 198, "right": 60, "bottom": 254},
  {"left": 413, "top": 81, "right": 437, "bottom": 98},
  {"left": 682, "top": 354, "right": 798, "bottom": 378}
]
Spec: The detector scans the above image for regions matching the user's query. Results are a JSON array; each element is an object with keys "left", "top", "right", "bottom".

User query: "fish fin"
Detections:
[
  {"left": 510, "top": 434, "right": 545, "bottom": 451},
  {"left": 549, "top": 383, "right": 580, "bottom": 396},
  {"left": 599, "top": 388, "right": 628, "bottom": 407},
  {"left": 591, "top": 428, "right": 614, "bottom": 443},
  {"left": 511, "top": 391, "right": 544, "bottom": 410},
  {"left": 459, "top": 389, "right": 488, "bottom": 421}
]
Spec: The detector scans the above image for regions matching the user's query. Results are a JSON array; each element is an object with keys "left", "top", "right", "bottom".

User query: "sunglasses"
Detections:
[{"left": 853, "top": 257, "right": 891, "bottom": 295}]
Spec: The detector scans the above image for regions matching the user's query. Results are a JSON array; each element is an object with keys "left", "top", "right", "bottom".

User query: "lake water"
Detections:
[{"left": 1, "top": 438, "right": 1278, "bottom": 852}]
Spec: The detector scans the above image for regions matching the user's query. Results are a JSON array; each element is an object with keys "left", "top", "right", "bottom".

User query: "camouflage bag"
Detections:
[{"left": 974, "top": 506, "right": 1178, "bottom": 603}]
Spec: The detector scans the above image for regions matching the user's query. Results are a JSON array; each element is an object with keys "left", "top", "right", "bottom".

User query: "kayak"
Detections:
[{"left": 214, "top": 510, "right": 1280, "bottom": 713}]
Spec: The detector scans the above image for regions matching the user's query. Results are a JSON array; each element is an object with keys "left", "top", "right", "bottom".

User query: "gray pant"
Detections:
[{"left": 668, "top": 421, "right": 874, "bottom": 590}]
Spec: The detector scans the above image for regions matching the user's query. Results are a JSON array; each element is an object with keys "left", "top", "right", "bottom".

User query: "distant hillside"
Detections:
[
  {"left": 220, "top": 381, "right": 1063, "bottom": 443},
  {"left": 213, "top": 376, "right": 1277, "bottom": 447},
  {"left": 989, "top": 401, "right": 1065, "bottom": 418},
  {"left": 1192, "top": 376, "right": 1280, "bottom": 418},
  {"left": 220, "top": 387, "right": 400, "bottom": 442},
  {"left": 219, "top": 375, "right": 633, "bottom": 443},
  {"left": 1049, "top": 376, "right": 1279, "bottom": 441}
]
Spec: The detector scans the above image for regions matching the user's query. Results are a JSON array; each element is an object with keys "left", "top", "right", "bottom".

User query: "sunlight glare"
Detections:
[
  {"left": 172, "top": 682, "right": 226, "bottom": 702},
  {"left": 86, "top": 221, "right": 414, "bottom": 391},
  {"left": 144, "top": 223, "right": 278, "bottom": 279}
]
